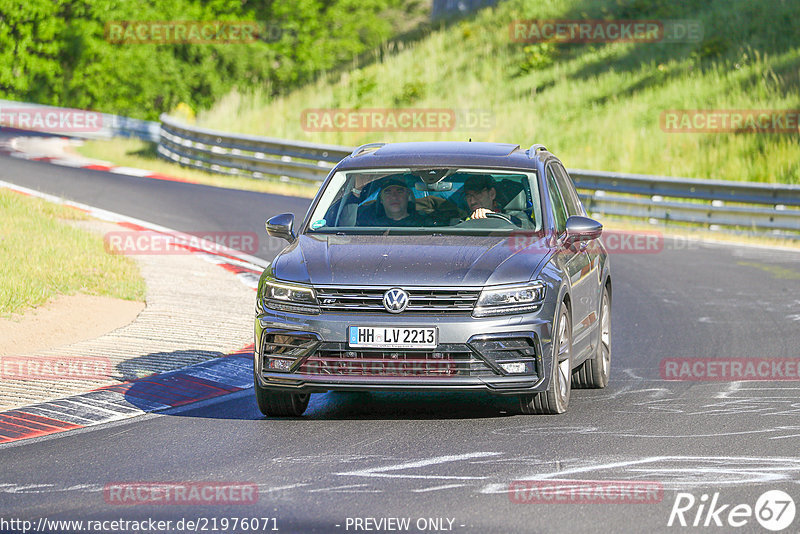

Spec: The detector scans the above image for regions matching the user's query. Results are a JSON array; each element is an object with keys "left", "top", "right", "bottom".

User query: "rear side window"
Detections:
[
  {"left": 546, "top": 166, "right": 568, "bottom": 234},
  {"left": 552, "top": 163, "right": 584, "bottom": 216}
]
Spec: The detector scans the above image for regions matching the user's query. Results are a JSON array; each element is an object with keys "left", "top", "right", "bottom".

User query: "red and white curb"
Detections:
[
  {"left": 1, "top": 136, "right": 202, "bottom": 185},
  {"left": 0, "top": 346, "right": 255, "bottom": 445},
  {"left": 0, "top": 181, "right": 269, "bottom": 445}
]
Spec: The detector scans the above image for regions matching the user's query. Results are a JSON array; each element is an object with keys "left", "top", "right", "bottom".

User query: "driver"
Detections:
[{"left": 464, "top": 175, "right": 503, "bottom": 219}]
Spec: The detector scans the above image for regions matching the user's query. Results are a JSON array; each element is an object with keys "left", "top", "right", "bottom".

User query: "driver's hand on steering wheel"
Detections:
[{"left": 470, "top": 208, "right": 494, "bottom": 219}]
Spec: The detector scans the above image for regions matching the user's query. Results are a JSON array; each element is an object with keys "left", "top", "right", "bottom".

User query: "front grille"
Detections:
[
  {"left": 297, "top": 343, "right": 495, "bottom": 377},
  {"left": 314, "top": 286, "right": 480, "bottom": 314}
]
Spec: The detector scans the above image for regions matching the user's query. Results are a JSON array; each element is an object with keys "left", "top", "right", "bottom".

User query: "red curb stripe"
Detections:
[
  {"left": 146, "top": 173, "right": 199, "bottom": 184},
  {"left": 229, "top": 344, "right": 255, "bottom": 356},
  {"left": 115, "top": 221, "right": 150, "bottom": 232},
  {"left": 83, "top": 164, "right": 112, "bottom": 171},
  {"left": 101, "top": 374, "right": 242, "bottom": 407},
  {"left": 1, "top": 412, "right": 77, "bottom": 431},
  {"left": 0, "top": 411, "right": 84, "bottom": 443},
  {"left": 217, "top": 262, "right": 262, "bottom": 276}
]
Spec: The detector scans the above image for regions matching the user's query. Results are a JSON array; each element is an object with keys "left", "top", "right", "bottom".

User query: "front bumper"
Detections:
[{"left": 254, "top": 305, "right": 557, "bottom": 396}]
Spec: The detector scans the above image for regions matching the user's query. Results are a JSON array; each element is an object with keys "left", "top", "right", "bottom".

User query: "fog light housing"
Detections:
[
  {"left": 268, "top": 359, "right": 293, "bottom": 371},
  {"left": 260, "top": 332, "right": 320, "bottom": 374},
  {"left": 469, "top": 336, "right": 539, "bottom": 376},
  {"left": 499, "top": 362, "right": 527, "bottom": 374}
]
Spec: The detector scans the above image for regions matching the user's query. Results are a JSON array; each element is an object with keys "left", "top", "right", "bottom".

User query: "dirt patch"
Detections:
[{"left": 0, "top": 294, "right": 145, "bottom": 356}]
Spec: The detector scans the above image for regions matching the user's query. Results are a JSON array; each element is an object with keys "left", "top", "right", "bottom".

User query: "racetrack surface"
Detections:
[{"left": 1, "top": 151, "right": 799, "bottom": 533}]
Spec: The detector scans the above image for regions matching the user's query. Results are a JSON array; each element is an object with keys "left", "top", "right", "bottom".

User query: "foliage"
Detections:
[{"left": 0, "top": 0, "right": 427, "bottom": 119}]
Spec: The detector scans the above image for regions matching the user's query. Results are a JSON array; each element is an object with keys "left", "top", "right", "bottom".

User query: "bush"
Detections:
[{"left": 0, "top": 0, "right": 427, "bottom": 120}]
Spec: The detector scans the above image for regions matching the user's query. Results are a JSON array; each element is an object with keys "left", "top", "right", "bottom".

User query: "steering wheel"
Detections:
[{"left": 485, "top": 212, "right": 513, "bottom": 224}]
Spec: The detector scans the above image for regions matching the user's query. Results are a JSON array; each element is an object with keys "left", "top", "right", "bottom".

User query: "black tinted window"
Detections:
[
  {"left": 546, "top": 166, "right": 568, "bottom": 234},
  {"left": 552, "top": 163, "right": 583, "bottom": 216}
]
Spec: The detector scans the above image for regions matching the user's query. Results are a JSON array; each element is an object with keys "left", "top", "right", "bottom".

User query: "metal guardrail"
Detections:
[
  {"left": 157, "top": 115, "right": 800, "bottom": 235},
  {"left": 0, "top": 99, "right": 159, "bottom": 142},
  {"left": 158, "top": 114, "right": 350, "bottom": 183},
  {"left": 3, "top": 100, "right": 796, "bottom": 235},
  {"left": 571, "top": 170, "right": 800, "bottom": 233}
]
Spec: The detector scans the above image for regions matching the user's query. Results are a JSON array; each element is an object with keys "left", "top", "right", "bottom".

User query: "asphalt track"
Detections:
[{"left": 1, "top": 152, "right": 800, "bottom": 533}]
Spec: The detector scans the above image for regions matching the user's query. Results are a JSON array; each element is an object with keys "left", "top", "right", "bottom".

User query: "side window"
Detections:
[
  {"left": 552, "top": 163, "right": 583, "bottom": 216},
  {"left": 546, "top": 166, "right": 568, "bottom": 234}
]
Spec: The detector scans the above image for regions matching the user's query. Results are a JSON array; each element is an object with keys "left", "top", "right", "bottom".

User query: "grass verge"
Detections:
[
  {"left": 0, "top": 189, "right": 146, "bottom": 317},
  {"left": 74, "top": 138, "right": 320, "bottom": 198}
]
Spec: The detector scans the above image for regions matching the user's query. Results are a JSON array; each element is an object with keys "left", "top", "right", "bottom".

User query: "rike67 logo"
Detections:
[{"left": 668, "top": 490, "right": 796, "bottom": 531}]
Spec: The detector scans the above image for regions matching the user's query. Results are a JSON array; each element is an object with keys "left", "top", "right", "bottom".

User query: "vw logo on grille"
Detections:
[{"left": 383, "top": 288, "right": 409, "bottom": 313}]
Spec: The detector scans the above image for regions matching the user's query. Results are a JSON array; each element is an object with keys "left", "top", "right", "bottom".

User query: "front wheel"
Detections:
[
  {"left": 572, "top": 288, "right": 610, "bottom": 389},
  {"left": 255, "top": 374, "right": 310, "bottom": 417},
  {"left": 518, "top": 302, "right": 572, "bottom": 414}
]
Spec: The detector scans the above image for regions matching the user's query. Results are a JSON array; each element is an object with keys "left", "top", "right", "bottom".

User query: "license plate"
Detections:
[{"left": 348, "top": 326, "right": 437, "bottom": 349}]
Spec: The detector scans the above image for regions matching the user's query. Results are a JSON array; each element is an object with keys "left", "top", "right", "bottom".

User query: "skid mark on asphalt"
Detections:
[
  {"left": 336, "top": 452, "right": 502, "bottom": 480},
  {"left": 4, "top": 454, "right": 800, "bottom": 500},
  {"left": 478, "top": 456, "right": 800, "bottom": 495},
  {"left": 412, "top": 484, "right": 467, "bottom": 493},
  {"left": 581, "top": 375, "right": 800, "bottom": 418},
  {"left": 308, "top": 484, "right": 382, "bottom": 494},
  {"left": 262, "top": 483, "right": 311, "bottom": 493}
]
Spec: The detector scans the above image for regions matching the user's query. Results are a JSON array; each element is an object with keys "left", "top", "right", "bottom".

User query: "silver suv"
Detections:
[{"left": 254, "top": 142, "right": 611, "bottom": 416}]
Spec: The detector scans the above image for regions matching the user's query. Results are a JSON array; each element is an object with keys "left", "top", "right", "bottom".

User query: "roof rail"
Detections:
[
  {"left": 351, "top": 142, "right": 386, "bottom": 157},
  {"left": 527, "top": 144, "right": 548, "bottom": 158}
]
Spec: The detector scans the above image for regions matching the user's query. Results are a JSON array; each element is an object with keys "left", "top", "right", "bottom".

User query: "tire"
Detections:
[
  {"left": 572, "top": 288, "right": 611, "bottom": 389},
  {"left": 254, "top": 374, "right": 310, "bottom": 417},
  {"left": 518, "top": 302, "right": 572, "bottom": 414}
]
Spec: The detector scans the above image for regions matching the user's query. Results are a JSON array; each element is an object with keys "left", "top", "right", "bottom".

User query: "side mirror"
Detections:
[
  {"left": 266, "top": 213, "right": 296, "bottom": 242},
  {"left": 564, "top": 215, "right": 602, "bottom": 246}
]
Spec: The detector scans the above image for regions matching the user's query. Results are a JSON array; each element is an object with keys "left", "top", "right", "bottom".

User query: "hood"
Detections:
[{"left": 272, "top": 233, "right": 552, "bottom": 287}]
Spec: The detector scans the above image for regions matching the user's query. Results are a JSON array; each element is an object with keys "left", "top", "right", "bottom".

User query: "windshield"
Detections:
[{"left": 305, "top": 168, "right": 542, "bottom": 234}]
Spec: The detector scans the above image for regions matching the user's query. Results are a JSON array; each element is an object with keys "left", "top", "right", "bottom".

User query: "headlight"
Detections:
[
  {"left": 262, "top": 277, "right": 320, "bottom": 314},
  {"left": 473, "top": 281, "right": 545, "bottom": 317}
]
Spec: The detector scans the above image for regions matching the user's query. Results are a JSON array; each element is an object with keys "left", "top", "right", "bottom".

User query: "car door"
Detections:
[{"left": 546, "top": 164, "right": 594, "bottom": 360}]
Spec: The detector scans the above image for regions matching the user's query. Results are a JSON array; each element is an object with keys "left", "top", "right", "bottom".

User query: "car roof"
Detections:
[{"left": 334, "top": 141, "right": 552, "bottom": 172}]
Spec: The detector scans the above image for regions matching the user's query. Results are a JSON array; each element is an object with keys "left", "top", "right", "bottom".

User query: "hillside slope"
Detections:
[{"left": 198, "top": 0, "right": 799, "bottom": 183}]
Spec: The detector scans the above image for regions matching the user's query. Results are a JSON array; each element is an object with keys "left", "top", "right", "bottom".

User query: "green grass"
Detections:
[
  {"left": 0, "top": 190, "right": 146, "bottom": 317},
  {"left": 196, "top": 0, "right": 800, "bottom": 184},
  {"left": 74, "top": 138, "right": 320, "bottom": 198}
]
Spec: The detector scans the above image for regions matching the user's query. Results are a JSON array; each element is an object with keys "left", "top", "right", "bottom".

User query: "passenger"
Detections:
[{"left": 361, "top": 177, "right": 430, "bottom": 227}]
